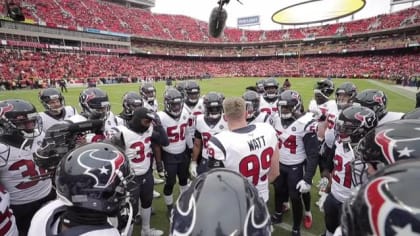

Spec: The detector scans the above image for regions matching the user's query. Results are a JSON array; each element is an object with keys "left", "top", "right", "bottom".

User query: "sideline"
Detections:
[
  {"left": 367, "top": 80, "right": 416, "bottom": 101},
  {"left": 274, "top": 223, "right": 317, "bottom": 236}
]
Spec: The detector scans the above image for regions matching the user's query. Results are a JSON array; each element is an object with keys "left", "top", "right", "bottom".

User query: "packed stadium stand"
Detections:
[{"left": 0, "top": 0, "right": 419, "bottom": 86}]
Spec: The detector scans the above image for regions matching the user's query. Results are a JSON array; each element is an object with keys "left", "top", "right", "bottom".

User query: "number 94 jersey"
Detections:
[
  {"left": 208, "top": 123, "right": 278, "bottom": 202},
  {"left": 273, "top": 113, "right": 318, "bottom": 165}
]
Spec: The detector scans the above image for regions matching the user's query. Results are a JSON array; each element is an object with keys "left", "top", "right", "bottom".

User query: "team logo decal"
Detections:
[
  {"left": 78, "top": 149, "right": 125, "bottom": 188},
  {"left": 0, "top": 104, "right": 14, "bottom": 117},
  {"left": 375, "top": 128, "right": 420, "bottom": 164},
  {"left": 171, "top": 195, "right": 197, "bottom": 235},
  {"left": 373, "top": 94, "right": 385, "bottom": 105},
  {"left": 355, "top": 112, "right": 375, "bottom": 128},
  {"left": 365, "top": 176, "right": 420, "bottom": 236}
]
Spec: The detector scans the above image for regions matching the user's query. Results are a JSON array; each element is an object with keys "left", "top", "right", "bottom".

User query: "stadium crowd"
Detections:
[
  {"left": 0, "top": 50, "right": 418, "bottom": 89},
  {"left": 0, "top": 1, "right": 419, "bottom": 42}
]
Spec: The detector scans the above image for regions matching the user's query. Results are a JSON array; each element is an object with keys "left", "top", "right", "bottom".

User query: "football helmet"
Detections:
[
  {"left": 335, "top": 82, "right": 357, "bottom": 110},
  {"left": 175, "top": 81, "right": 187, "bottom": 99},
  {"left": 314, "top": 79, "right": 334, "bottom": 105},
  {"left": 354, "top": 89, "right": 388, "bottom": 120},
  {"left": 401, "top": 107, "right": 420, "bottom": 120},
  {"left": 263, "top": 77, "right": 279, "bottom": 101},
  {"left": 203, "top": 92, "right": 224, "bottom": 123},
  {"left": 335, "top": 105, "right": 377, "bottom": 144},
  {"left": 242, "top": 90, "right": 260, "bottom": 122},
  {"left": 55, "top": 142, "right": 133, "bottom": 216},
  {"left": 352, "top": 119, "right": 420, "bottom": 186},
  {"left": 164, "top": 88, "right": 184, "bottom": 119},
  {"left": 185, "top": 80, "right": 200, "bottom": 107},
  {"left": 0, "top": 99, "right": 42, "bottom": 138},
  {"left": 140, "top": 82, "right": 156, "bottom": 103},
  {"left": 79, "top": 88, "right": 110, "bottom": 120},
  {"left": 39, "top": 88, "right": 65, "bottom": 115},
  {"left": 256, "top": 79, "right": 265, "bottom": 94},
  {"left": 170, "top": 169, "right": 271, "bottom": 236},
  {"left": 122, "top": 91, "right": 143, "bottom": 118},
  {"left": 277, "top": 90, "right": 303, "bottom": 120},
  {"left": 342, "top": 159, "right": 420, "bottom": 236}
]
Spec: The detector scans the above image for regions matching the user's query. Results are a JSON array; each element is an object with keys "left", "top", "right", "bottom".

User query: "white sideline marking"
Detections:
[{"left": 273, "top": 222, "right": 317, "bottom": 236}]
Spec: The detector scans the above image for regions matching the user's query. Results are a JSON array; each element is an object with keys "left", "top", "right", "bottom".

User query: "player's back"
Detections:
[
  {"left": 211, "top": 123, "right": 278, "bottom": 201},
  {"left": 28, "top": 199, "right": 120, "bottom": 236}
]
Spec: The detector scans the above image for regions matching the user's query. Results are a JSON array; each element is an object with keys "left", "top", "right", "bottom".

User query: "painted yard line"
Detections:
[
  {"left": 273, "top": 222, "right": 317, "bottom": 236},
  {"left": 367, "top": 80, "right": 416, "bottom": 101}
]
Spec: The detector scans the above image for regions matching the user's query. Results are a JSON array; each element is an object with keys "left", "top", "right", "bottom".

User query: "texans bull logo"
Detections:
[
  {"left": 365, "top": 176, "right": 420, "bottom": 236},
  {"left": 78, "top": 149, "right": 125, "bottom": 188},
  {"left": 171, "top": 195, "right": 270, "bottom": 235},
  {"left": 0, "top": 104, "right": 14, "bottom": 117},
  {"left": 374, "top": 128, "right": 420, "bottom": 164}
]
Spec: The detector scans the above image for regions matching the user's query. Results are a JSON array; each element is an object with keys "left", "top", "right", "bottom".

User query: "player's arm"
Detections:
[
  {"left": 207, "top": 136, "right": 225, "bottom": 169},
  {"left": 268, "top": 145, "right": 280, "bottom": 183},
  {"left": 302, "top": 132, "right": 320, "bottom": 184},
  {"left": 152, "top": 115, "right": 169, "bottom": 147},
  {"left": 191, "top": 130, "right": 203, "bottom": 162},
  {"left": 108, "top": 128, "right": 125, "bottom": 149}
]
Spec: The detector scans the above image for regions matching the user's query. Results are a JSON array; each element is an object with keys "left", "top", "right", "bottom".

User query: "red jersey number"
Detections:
[
  {"left": 332, "top": 154, "right": 352, "bottom": 188},
  {"left": 167, "top": 123, "right": 188, "bottom": 143},
  {"left": 239, "top": 147, "right": 273, "bottom": 185},
  {"left": 8, "top": 160, "right": 47, "bottom": 189}
]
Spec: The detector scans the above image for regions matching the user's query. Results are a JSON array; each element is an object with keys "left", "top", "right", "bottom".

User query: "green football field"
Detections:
[{"left": 0, "top": 77, "right": 416, "bottom": 236}]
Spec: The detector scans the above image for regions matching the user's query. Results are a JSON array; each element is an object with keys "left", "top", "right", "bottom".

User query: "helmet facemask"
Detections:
[
  {"left": 45, "top": 95, "right": 65, "bottom": 115},
  {"left": 186, "top": 89, "right": 200, "bottom": 107},
  {"left": 8, "top": 113, "right": 42, "bottom": 138},
  {"left": 166, "top": 98, "right": 183, "bottom": 118},
  {"left": 278, "top": 100, "right": 301, "bottom": 120}
]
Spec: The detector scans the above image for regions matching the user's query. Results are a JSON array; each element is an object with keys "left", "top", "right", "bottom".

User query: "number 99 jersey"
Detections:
[
  {"left": 208, "top": 123, "right": 278, "bottom": 202},
  {"left": 273, "top": 113, "right": 318, "bottom": 165}
]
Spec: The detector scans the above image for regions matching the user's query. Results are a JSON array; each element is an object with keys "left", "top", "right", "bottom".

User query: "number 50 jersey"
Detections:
[{"left": 208, "top": 123, "right": 278, "bottom": 202}]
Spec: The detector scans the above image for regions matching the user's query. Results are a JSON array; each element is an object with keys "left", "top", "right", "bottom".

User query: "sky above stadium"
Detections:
[{"left": 152, "top": 0, "right": 419, "bottom": 30}]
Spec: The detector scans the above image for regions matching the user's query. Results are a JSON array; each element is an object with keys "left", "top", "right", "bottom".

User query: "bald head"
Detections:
[{"left": 223, "top": 97, "right": 246, "bottom": 122}]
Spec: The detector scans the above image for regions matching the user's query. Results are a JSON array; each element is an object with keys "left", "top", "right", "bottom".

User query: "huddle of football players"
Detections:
[{"left": 1, "top": 77, "right": 419, "bottom": 236}]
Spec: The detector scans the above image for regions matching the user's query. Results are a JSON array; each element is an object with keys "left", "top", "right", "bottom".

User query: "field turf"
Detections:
[{"left": 0, "top": 77, "right": 415, "bottom": 236}]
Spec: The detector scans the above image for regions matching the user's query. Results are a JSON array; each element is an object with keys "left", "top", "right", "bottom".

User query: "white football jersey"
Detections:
[
  {"left": 157, "top": 109, "right": 191, "bottom": 154},
  {"left": 0, "top": 185, "right": 18, "bottom": 236},
  {"left": 143, "top": 99, "right": 158, "bottom": 112},
  {"left": 28, "top": 199, "right": 121, "bottom": 236},
  {"left": 248, "top": 111, "right": 274, "bottom": 126},
  {"left": 378, "top": 111, "right": 404, "bottom": 125},
  {"left": 114, "top": 125, "right": 154, "bottom": 176},
  {"left": 331, "top": 141, "right": 355, "bottom": 203},
  {"left": 184, "top": 98, "right": 205, "bottom": 117},
  {"left": 259, "top": 96, "right": 278, "bottom": 116},
  {"left": 309, "top": 99, "right": 339, "bottom": 148},
  {"left": 208, "top": 123, "right": 278, "bottom": 202},
  {"left": 194, "top": 114, "right": 228, "bottom": 159},
  {"left": 0, "top": 137, "right": 52, "bottom": 205},
  {"left": 39, "top": 106, "right": 78, "bottom": 132},
  {"left": 273, "top": 113, "right": 318, "bottom": 166}
]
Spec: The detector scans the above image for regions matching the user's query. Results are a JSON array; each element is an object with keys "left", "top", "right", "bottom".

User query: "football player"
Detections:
[
  {"left": 259, "top": 77, "right": 280, "bottom": 116},
  {"left": 156, "top": 88, "right": 192, "bottom": 217},
  {"left": 69, "top": 87, "right": 119, "bottom": 142},
  {"left": 0, "top": 99, "right": 55, "bottom": 235},
  {"left": 117, "top": 92, "right": 164, "bottom": 197},
  {"left": 243, "top": 90, "right": 273, "bottom": 125},
  {"left": 207, "top": 97, "right": 280, "bottom": 203},
  {"left": 0, "top": 183, "right": 18, "bottom": 236},
  {"left": 271, "top": 90, "right": 319, "bottom": 235},
  {"left": 256, "top": 78, "right": 265, "bottom": 95},
  {"left": 117, "top": 91, "right": 144, "bottom": 125},
  {"left": 319, "top": 82, "right": 358, "bottom": 197},
  {"left": 354, "top": 89, "right": 403, "bottom": 125},
  {"left": 340, "top": 159, "right": 420, "bottom": 236},
  {"left": 170, "top": 169, "right": 272, "bottom": 236},
  {"left": 352, "top": 119, "right": 420, "bottom": 186},
  {"left": 190, "top": 92, "right": 227, "bottom": 177},
  {"left": 38, "top": 88, "right": 77, "bottom": 132},
  {"left": 111, "top": 107, "right": 169, "bottom": 236},
  {"left": 140, "top": 82, "right": 158, "bottom": 112},
  {"left": 322, "top": 105, "right": 377, "bottom": 236},
  {"left": 28, "top": 143, "right": 133, "bottom": 236}
]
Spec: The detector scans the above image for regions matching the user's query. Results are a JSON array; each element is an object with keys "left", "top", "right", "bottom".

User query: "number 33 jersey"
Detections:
[
  {"left": 0, "top": 138, "right": 52, "bottom": 205},
  {"left": 273, "top": 113, "right": 317, "bottom": 166},
  {"left": 208, "top": 123, "right": 278, "bottom": 202}
]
